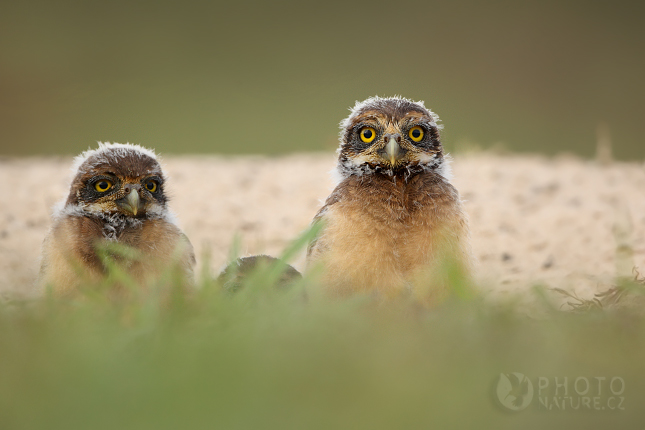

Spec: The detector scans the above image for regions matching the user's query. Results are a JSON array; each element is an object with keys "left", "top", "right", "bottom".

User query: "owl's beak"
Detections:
[
  {"left": 117, "top": 188, "right": 144, "bottom": 216},
  {"left": 382, "top": 136, "right": 406, "bottom": 165}
]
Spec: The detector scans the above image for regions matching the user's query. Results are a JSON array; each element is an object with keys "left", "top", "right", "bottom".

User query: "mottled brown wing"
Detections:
[
  {"left": 182, "top": 233, "right": 197, "bottom": 267},
  {"left": 306, "top": 183, "right": 346, "bottom": 259},
  {"left": 38, "top": 215, "right": 105, "bottom": 295}
]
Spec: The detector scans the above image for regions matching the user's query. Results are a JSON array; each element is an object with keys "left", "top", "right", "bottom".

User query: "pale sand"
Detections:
[{"left": 1, "top": 153, "right": 644, "bottom": 305}]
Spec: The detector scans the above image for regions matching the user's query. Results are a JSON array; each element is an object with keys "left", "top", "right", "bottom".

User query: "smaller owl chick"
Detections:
[
  {"left": 216, "top": 255, "right": 302, "bottom": 293},
  {"left": 307, "top": 96, "right": 474, "bottom": 304},
  {"left": 39, "top": 142, "right": 195, "bottom": 295}
]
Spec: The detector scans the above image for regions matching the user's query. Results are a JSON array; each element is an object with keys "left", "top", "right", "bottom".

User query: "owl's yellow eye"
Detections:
[
  {"left": 360, "top": 127, "right": 377, "bottom": 143},
  {"left": 145, "top": 181, "right": 157, "bottom": 193},
  {"left": 95, "top": 180, "right": 113, "bottom": 192},
  {"left": 409, "top": 126, "right": 424, "bottom": 142}
]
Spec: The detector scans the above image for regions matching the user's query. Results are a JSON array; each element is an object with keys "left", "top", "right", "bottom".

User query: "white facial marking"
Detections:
[{"left": 416, "top": 153, "right": 437, "bottom": 163}]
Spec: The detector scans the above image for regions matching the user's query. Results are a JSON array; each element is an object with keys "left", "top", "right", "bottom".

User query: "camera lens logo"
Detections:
[{"left": 496, "top": 373, "right": 534, "bottom": 411}]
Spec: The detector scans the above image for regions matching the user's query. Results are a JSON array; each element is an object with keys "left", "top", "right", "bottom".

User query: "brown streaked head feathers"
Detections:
[
  {"left": 337, "top": 96, "right": 447, "bottom": 180},
  {"left": 64, "top": 142, "right": 168, "bottom": 219}
]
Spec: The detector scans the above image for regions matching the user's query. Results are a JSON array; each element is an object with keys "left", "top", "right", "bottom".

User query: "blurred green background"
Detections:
[{"left": 1, "top": 0, "right": 643, "bottom": 158}]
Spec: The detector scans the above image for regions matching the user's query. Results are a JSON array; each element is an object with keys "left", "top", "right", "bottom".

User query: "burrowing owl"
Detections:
[
  {"left": 306, "top": 96, "right": 473, "bottom": 304},
  {"left": 217, "top": 255, "right": 303, "bottom": 293},
  {"left": 39, "top": 142, "right": 195, "bottom": 295}
]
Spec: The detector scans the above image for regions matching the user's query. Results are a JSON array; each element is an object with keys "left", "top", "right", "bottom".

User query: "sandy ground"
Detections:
[{"left": 1, "top": 153, "right": 644, "bottom": 305}]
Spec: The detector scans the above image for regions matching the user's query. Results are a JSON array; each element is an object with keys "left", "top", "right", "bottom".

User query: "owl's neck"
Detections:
[
  {"left": 96, "top": 212, "right": 143, "bottom": 241},
  {"left": 336, "top": 154, "right": 452, "bottom": 184},
  {"left": 57, "top": 203, "right": 145, "bottom": 240}
]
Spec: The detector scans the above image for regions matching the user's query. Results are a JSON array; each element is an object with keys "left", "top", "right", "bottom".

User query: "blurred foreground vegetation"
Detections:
[{"left": 2, "top": 253, "right": 645, "bottom": 429}]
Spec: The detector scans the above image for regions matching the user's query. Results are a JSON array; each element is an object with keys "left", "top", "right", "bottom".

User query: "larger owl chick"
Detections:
[
  {"left": 39, "top": 142, "right": 195, "bottom": 295},
  {"left": 306, "top": 96, "right": 474, "bottom": 304}
]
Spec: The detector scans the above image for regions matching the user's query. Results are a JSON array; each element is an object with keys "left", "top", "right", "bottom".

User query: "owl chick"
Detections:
[
  {"left": 306, "top": 96, "right": 473, "bottom": 304},
  {"left": 217, "top": 255, "right": 303, "bottom": 293},
  {"left": 39, "top": 142, "right": 195, "bottom": 295}
]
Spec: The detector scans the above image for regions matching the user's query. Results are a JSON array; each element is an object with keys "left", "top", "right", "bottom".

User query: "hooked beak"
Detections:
[
  {"left": 382, "top": 136, "right": 406, "bottom": 165},
  {"left": 117, "top": 189, "right": 144, "bottom": 216}
]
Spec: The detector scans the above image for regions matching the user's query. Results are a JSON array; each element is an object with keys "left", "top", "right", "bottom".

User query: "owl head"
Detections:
[
  {"left": 336, "top": 96, "right": 448, "bottom": 180},
  {"left": 63, "top": 142, "right": 169, "bottom": 219}
]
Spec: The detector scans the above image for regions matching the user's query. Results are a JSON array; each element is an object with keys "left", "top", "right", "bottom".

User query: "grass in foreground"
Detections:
[{"left": 1, "top": 256, "right": 645, "bottom": 430}]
